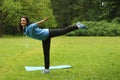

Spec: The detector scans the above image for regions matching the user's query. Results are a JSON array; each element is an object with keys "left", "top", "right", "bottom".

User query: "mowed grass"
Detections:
[{"left": 0, "top": 36, "right": 120, "bottom": 80}]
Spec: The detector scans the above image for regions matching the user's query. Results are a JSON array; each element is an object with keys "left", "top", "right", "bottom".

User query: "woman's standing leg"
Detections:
[{"left": 42, "top": 38, "right": 51, "bottom": 72}]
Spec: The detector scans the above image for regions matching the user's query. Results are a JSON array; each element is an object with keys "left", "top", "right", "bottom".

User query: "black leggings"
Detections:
[{"left": 42, "top": 25, "right": 78, "bottom": 69}]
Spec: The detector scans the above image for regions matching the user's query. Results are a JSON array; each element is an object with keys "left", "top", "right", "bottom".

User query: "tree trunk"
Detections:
[{"left": 0, "top": 10, "right": 3, "bottom": 37}]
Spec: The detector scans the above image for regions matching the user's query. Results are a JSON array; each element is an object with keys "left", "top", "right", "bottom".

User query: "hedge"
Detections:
[{"left": 66, "top": 21, "right": 120, "bottom": 36}]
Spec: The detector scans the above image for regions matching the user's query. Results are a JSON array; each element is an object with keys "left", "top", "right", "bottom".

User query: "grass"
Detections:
[{"left": 0, "top": 36, "right": 120, "bottom": 80}]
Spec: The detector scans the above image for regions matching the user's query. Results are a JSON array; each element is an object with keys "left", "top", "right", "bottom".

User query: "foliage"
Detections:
[
  {"left": 66, "top": 21, "right": 120, "bottom": 36},
  {"left": 18, "top": 0, "right": 57, "bottom": 28},
  {"left": 0, "top": 0, "right": 120, "bottom": 36},
  {"left": 112, "top": 17, "right": 120, "bottom": 24},
  {"left": 0, "top": 0, "right": 22, "bottom": 35},
  {"left": 0, "top": 0, "right": 57, "bottom": 35},
  {"left": 100, "top": 0, "right": 120, "bottom": 21},
  {"left": 51, "top": 0, "right": 120, "bottom": 27}
]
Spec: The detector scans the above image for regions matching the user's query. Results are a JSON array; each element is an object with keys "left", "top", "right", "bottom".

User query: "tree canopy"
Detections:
[
  {"left": 51, "top": 0, "right": 120, "bottom": 27},
  {"left": 0, "top": 0, "right": 56, "bottom": 35},
  {"left": 0, "top": 0, "right": 119, "bottom": 35}
]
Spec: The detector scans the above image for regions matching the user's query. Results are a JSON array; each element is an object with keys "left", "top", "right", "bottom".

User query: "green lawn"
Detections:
[{"left": 0, "top": 36, "right": 120, "bottom": 80}]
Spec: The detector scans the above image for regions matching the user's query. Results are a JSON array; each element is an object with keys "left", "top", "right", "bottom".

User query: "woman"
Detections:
[{"left": 19, "top": 16, "right": 86, "bottom": 74}]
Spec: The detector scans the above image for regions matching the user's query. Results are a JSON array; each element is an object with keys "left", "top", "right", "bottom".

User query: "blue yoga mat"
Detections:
[{"left": 25, "top": 65, "right": 72, "bottom": 71}]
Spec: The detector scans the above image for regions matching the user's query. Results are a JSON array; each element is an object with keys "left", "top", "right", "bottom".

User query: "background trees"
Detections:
[
  {"left": 51, "top": 0, "right": 120, "bottom": 26},
  {"left": 0, "top": 0, "right": 56, "bottom": 35},
  {"left": 0, "top": 0, "right": 119, "bottom": 36},
  {"left": 1, "top": 0, "right": 22, "bottom": 35}
]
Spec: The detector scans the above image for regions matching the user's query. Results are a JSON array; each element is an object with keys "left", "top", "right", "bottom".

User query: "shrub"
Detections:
[{"left": 66, "top": 21, "right": 120, "bottom": 36}]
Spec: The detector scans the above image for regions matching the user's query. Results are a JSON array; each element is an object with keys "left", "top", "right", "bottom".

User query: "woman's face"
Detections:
[{"left": 20, "top": 18, "right": 27, "bottom": 27}]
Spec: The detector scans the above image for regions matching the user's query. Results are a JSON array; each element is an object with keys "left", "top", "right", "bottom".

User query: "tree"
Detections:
[
  {"left": 51, "top": 0, "right": 102, "bottom": 27},
  {"left": 0, "top": 0, "right": 4, "bottom": 36},
  {"left": 18, "top": 0, "right": 57, "bottom": 28},
  {"left": 0, "top": 0, "right": 22, "bottom": 35},
  {"left": 0, "top": 10, "right": 2, "bottom": 34},
  {"left": 0, "top": 0, "right": 57, "bottom": 35},
  {"left": 100, "top": 0, "right": 120, "bottom": 22},
  {"left": 51, "top": 0, "right": 120, "bottom": 27},
  {"left": 51, "top": 0, "right": 77, "bottom": 27}
]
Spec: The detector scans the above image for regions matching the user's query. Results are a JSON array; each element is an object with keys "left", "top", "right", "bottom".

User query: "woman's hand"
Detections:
[{"left": 44, "top": 17, "right": 49, "bottom": 22}]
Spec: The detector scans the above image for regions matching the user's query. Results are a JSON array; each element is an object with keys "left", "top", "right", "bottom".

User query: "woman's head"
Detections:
[{"left": 19, "top": 16, "right": 30, "bottom": 31}]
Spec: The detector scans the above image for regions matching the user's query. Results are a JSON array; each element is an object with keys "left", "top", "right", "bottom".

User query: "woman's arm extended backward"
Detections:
[{"left": 36, "top": 17, "right": 49, "bottom": 26}]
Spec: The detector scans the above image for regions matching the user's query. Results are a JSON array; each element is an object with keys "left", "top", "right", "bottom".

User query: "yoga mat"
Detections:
[{"left": 25, "top": 65, "right": 72, "bottom": 71}]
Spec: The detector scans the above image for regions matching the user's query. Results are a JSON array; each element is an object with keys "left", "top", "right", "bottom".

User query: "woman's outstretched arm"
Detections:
[{"left": 36, "top": 17, "right": 49, "bottom": 26}]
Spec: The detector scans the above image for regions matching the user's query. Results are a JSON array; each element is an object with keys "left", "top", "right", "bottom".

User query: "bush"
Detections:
[
  {"left": 66, "top": 21, "right": 120, "bottom": 36},
  {"left": 112, "top": 17, "right": 120, "bottom": 24},
  {"left": 4, "top": 25, "right": 18, "bottom": 36}
]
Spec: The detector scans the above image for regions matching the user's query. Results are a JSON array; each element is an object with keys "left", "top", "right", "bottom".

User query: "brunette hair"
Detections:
[{"left": 19, "top": 16, "right": 31, "bottom": 32}]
